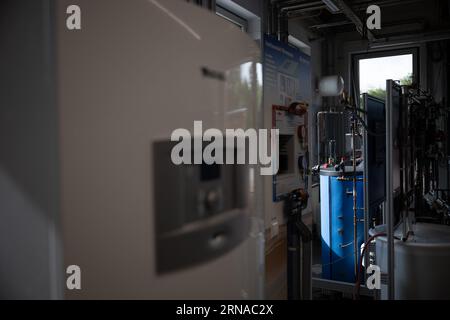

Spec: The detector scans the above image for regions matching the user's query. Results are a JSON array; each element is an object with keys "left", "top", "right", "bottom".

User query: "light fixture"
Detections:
[
  {"left": 318, "top": 75, "right": 344, "bottom": 96},
  {"left": 321, "top": 0, "right": 340, "bottom": 13}
]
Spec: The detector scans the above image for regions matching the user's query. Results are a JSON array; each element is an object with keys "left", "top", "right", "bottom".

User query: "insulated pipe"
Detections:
[
  {"left": 362, "top": 94, "right": 370, "bottom": 284},
  {"left": 263, "top": 0, "right": 270, "bottom": 35},
  {"left": 273, "top": 3, "right": 279, "bottom": 37},
  {"left": 278, "top": 5, "right": 288, "bottom": 42},
  {"left": 386, "top": 80, "right": 395, "bottom": 300},
  {"left": 351, "top": 114, "right": 358, "bottom": 277},
  {"left": 317, "top": 112, "right": 322, "bottom": 165}
]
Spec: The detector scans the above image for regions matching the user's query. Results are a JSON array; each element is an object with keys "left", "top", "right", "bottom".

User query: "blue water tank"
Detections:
[{"left": 320, "top": 168, "right": 364, "bottom": 283}]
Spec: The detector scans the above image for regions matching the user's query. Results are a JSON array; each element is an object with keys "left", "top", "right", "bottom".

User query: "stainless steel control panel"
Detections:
[{"left": 153, "top": 140, "right": 248, "bottom": 273}]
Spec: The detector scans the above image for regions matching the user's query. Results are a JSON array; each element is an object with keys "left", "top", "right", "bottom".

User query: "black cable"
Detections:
[
  {"left": 355, "top": 112, "right": 385, "bottom": 137},
  {"left": 343, "top": 106, "right": 386, "bottom": 137}
]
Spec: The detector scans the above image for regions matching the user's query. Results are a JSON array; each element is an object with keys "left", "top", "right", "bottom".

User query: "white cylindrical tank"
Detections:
[
  {"left": 371, "top": 223, "right": 450, "bottom": 299},
  {"left": 55, "top": 0, "right": 263, "bottom": 299}
]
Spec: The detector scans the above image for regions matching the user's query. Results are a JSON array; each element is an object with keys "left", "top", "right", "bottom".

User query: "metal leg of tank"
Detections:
[
  {"left": 299, "top": 227, "right": 312, "bottom": 300},
  {"left": 287, "top": 216, "right": 301, "bottom": 300},
  {"left": 287, "top": 216, "right": 312, "bottom": 300},
  {"left": 286, "top": 192, "right": 312, "bottom": 300}
]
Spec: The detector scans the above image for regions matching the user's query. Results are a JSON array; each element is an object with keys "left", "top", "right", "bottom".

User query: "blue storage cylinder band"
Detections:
[{"left": 320, "top": 172, "right": 364, "bottom": 283}]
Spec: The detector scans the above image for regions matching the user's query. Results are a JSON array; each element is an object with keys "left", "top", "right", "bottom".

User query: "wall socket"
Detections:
[{"left": 270, "top": 218, "right": 279, "bottom": 239}]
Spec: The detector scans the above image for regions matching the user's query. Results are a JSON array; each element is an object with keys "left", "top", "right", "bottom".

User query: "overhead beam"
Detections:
[
  {"left": 370, "top": 29, "right": 450, "bottom": 48},
  {"left": 309, "top": 20, "right": 353, "bottom": 29},
  {"left": 333, "top": 0, "right": 375, "bottom": 41}
]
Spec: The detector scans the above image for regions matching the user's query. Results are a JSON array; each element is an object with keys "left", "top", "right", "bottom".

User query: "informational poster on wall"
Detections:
[
  {"left": 264, "top": 35, "right": 311, "bottom": 107},
  {"left": 263, "top": 35, "right": 311, "bottom": 202}
]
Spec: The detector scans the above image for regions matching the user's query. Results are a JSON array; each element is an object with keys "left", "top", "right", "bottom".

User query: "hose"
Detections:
[{"left": 344, "top": 107, "right": 386, "bottom": 137}]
